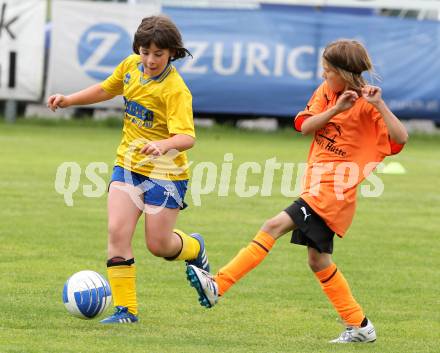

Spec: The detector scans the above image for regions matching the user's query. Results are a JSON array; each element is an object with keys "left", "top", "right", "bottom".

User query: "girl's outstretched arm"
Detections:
[{"left": 47, "top": 84, "right": 115, "bottom": 111}]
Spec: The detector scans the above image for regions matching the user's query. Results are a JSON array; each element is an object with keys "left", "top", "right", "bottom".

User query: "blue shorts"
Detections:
[{"left": 110, "top": 166, "right": 188, "bottom": 209}]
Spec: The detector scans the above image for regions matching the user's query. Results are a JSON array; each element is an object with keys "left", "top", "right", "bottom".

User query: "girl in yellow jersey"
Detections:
[{"left": 47, "top": 16, "right": 209, "bottom": 324}]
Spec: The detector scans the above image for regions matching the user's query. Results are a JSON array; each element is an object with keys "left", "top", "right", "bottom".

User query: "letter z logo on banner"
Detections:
[{"left": 78, "top": 23, "right": 131, "bottom": 81}]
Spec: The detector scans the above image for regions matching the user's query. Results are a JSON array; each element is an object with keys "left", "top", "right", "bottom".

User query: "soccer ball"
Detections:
[{"left": 62, "top": 270, "right": 112, "bottom": 319}]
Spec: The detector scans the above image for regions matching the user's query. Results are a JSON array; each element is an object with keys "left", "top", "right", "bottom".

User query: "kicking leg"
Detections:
[{"left": 187, "top": 211, "right": 295, "bottom": 308}]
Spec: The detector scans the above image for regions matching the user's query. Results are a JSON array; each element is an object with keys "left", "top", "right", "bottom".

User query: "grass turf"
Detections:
[{"left": 0, "top": 119, "right": 439, "bottom": 353}]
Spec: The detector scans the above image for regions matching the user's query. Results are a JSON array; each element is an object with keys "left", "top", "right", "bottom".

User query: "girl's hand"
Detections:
[
  {"left": 334, "top": 90, "right": 358, "bottom": 113},
  {"left": 362, "top": 85, "right": 382, "bottom": 106},
  {"left": 139, "top": 140, "right": 169, "bottom": 157},
  {"left": 47, "top": 94, "right": 69, "bottom": 111}
]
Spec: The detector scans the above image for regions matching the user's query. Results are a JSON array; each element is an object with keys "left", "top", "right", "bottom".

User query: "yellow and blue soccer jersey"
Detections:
[{"left": 101, "top": 54, "right": 194, "bottom": 180}]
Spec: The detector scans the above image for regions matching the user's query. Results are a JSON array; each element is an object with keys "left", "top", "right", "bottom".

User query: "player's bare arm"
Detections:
[
  {"left": 47, "top": 84, "right": 114, "bottom": 111},
  {"left": 301, "top": 90, "right": 358, "bottom": 135},
  {"left": 362, "top": 85, "right": 408, "bottom": 144},
  {"left": 140, "top": 134, "right": 195, "bottom": 156}
]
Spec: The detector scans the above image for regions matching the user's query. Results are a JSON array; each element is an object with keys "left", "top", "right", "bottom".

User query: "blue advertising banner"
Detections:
[{"left": 164, "top": 6, "right": 440, "bottom": 120}]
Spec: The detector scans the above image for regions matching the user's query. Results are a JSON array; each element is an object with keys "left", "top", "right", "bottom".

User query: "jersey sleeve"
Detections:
[
  {"left": 100, "top": 57, "right": 128, "bottom": 96},
  {"left": 294, "top": 82, "right": 330, "bottom": 132},
  {"left": 389, "top": 138, "right": 405, "bottom": 155},
  {"left": 164, "top": 87, "right": 195, "bottom": 138}
]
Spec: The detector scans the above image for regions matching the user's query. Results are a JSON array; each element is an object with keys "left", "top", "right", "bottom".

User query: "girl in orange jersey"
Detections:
[{"left": 186, "top": 39, "right": 408, "bottom": 343}]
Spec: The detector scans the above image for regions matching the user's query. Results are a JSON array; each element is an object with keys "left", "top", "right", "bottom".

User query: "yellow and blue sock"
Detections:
[{"left": 167, "top": 229, "right": 200, "bottom": 261}]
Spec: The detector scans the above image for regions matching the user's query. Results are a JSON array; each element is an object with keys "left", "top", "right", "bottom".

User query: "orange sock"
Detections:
[
  {"left": 214, "top": 231, "right": 275, "bottom": 296},
  {"left": 315, "top": 263, "right": 364, "bottom": 327}
]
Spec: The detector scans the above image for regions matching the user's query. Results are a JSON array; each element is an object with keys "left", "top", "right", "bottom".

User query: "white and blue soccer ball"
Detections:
[{"left": 62, "top": 270, "right": 112, "bottom": 319}]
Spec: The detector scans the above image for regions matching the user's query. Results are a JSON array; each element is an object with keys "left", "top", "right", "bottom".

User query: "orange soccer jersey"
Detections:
[{"left": 294, "top": 82, "right": 404, "bottom": 236}]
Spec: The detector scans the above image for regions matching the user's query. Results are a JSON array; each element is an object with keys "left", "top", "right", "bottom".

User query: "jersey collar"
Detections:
[{"left": 137, "top": 62, "right": 173, "bottom": 85}]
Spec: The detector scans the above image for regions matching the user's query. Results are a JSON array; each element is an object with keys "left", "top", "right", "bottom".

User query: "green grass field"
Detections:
[{"left": 1, "top": 119, "right": 439, "bottom": 353}]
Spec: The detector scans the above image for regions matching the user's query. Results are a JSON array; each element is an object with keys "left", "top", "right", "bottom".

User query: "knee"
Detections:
[
  {"left": 108, "top": 222, "right": 118, "bottom": 238},
  {"left": 261, "top": 217, "right": 282, "bottom": 236},
  {"left": 146, "top": 236, "right": 167, "bottom": 257},
  {"left": 308, "top": 256, "right": 322, "bottom": 272},
  {"left": 308, "top": 253, "right": 332, "bottom": 272},
  {"left": 108, "top": 222, "right": 128, "bottom": 246}
]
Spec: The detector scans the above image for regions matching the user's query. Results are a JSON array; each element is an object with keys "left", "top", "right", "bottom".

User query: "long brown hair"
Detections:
[
  {"left": 132, "top": 15, "right": 191, "bottom": 61},
  {"left": 322, "top": 39, "right": 377, "bottom": 91}
]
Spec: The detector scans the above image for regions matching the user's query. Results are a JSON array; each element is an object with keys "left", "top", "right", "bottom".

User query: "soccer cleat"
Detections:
[
  {"left": 330, "top": 319, "right": 376, "bottom": 343},
  {"left": 186, "top": 265, "right": 218, "bottom": 308},
  {"left": 100, "top": 306, "right": 138, "bottom": 324},
  {"left": 185, "top": 233, "right": 210, "bottom": 272}
]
